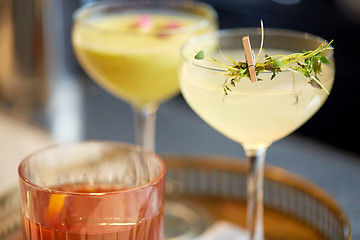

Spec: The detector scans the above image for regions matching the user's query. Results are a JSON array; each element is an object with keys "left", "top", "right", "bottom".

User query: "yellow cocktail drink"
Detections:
[
  {"left": 73, "top": 9, "right": 217, "bottom": 107},
  {"left": 181, "top": 49, "right": 334, "bottom": 148}
]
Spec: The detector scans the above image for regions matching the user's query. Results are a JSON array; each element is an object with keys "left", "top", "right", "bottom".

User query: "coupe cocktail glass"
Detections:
[
  {"left": 19, "top": 141, "right": 166, "bottom": 239},
  {"left": 180, "top": 28, "right": 334, "bottom": 239},
  {"left": 72, "top": 0, "right": 217, "bottom": 150}
]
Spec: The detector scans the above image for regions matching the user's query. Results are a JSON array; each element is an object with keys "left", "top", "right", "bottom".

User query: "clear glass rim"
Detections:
[
  {"left": 180, "top": 27, "right": 333, "bottom": 71},
  {"left": 72, "top": 0, "right": 217, "bottom": 36},
  {"left": 18, "top": 140, "right": 166, "bottom": 196}
]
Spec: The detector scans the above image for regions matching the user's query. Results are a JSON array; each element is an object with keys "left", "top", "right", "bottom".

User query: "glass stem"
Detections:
[
  {"left": 245, "top": 147, "right": 267, "bottom": 240},
  {"left": 133, "top": 103, "right": 158, "bottom": 151}
]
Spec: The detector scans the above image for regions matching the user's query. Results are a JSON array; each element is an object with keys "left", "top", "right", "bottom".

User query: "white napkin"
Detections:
[{"left": 195, "top": 221, "right": 249, "bottom": 240}]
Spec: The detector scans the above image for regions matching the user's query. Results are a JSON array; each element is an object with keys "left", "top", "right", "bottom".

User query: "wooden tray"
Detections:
[{"left": 0, "top": 155, "right": 351, "bottom": 240}]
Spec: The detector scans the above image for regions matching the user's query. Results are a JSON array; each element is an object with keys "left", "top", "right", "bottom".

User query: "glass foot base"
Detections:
[{"left": 164, "top": 199, "right": 212, "bottom": 239}]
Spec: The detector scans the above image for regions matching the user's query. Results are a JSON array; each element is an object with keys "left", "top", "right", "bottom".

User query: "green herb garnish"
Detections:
[{"left": 194, "top": 23, "right": 333, "bottom": 96}]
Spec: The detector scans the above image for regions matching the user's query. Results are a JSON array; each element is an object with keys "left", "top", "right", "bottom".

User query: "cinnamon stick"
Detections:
[{"left": 242, "top": 36, "right": 257, "bottom": 82}]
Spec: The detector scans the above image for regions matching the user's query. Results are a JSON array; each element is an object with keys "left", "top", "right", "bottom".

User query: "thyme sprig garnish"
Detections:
[{"left": 194, "top": 36, "right": 333, "bottom": 96}]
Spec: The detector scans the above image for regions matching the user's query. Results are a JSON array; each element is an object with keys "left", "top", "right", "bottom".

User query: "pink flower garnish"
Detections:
[
  {"left": 134, "top": 14, "right": 153, "bottom": 31},
  {"left": 157, "top": 20, "right": 182, "bottom": 38},
  {"left": 165, "top": 21, "right": 181, "bottom": 29}
]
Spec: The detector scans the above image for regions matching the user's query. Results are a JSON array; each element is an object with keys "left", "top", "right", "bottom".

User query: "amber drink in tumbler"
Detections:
[{"left": 18, "top": 141, "right": 166, "bottom": 240}]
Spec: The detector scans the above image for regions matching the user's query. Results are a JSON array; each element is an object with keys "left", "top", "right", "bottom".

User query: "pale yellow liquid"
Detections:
[
  {"left": 73, "top": 11, "right": 216, "bottom": 107},
  {"left": 180, "top": 49, "right": 334, "bottom": 148}
]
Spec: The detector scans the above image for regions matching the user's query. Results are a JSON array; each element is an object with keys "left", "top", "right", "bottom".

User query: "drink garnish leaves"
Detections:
[{"left": 194, "top": 21, "right": 333, "bottom": 96}]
